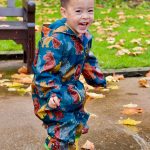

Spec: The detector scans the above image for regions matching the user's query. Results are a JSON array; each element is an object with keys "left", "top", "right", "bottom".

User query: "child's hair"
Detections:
[{"left": 60, "top": 0, "right": 70, "bottom": 7}]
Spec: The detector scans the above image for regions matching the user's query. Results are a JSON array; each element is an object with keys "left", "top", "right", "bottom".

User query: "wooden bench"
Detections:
[{"left": 0, "top": 0, "right": 36, "bottom": 73}]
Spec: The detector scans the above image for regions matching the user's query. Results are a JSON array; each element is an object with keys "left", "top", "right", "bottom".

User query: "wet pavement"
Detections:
[{"left": 0, "top": 61, "right": 150, "bottom": 150}]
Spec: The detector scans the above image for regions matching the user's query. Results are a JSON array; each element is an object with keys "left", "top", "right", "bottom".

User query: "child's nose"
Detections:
[{"left": 81, "top": 12, "right": 89, "bottom": 19}]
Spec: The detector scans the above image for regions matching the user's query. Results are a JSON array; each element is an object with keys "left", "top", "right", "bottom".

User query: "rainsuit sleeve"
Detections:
[
  {"left": 32, "top": 34, "right": 64, "bottom": 119},
  {"left": 82, "top": 51, "right": 106, "bottom": 87}
]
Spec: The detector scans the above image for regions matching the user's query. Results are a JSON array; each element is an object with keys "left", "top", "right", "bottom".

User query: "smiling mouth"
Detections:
[
  {"left": 79, "top": 22, "right": 88, "bottom": 26},
  {"left": 78, "top": 22, "right": 89, "bottom": 30}
]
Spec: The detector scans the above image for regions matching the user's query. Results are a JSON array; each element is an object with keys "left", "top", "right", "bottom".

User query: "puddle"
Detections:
[{"left": 122, "top": 126, "right": 150, "bottom": 150}]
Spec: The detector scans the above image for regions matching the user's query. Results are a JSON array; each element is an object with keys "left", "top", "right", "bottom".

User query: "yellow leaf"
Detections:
[
  {"left": 7, "top": 82, "right": 24, "bottom": 88},
  {"left": 108, "top": 85, "right": 119, "bottom": 90},
  {"left": 118, "top": 118, "right": 141, "bottom": 126}
]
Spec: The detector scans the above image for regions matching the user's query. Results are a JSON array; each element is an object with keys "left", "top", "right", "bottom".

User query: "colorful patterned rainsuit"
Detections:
[{"left": 32, "top": 18, "right": 106, "bottom": 150}]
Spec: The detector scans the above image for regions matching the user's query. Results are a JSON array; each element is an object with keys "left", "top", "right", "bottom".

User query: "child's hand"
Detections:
[{"left": 48, "top": 96, "right": 60, "bottom": 109}]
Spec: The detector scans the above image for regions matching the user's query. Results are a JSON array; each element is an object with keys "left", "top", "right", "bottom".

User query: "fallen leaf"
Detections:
[
  {"left": 121, "top": 108, "right": 143, "bottom": 115},
  {"left": 81, "top": 140, "right": 95, "bottom": 150},
  {"left": 18, "top": 66, "right": 28, "bottom": 74},
  {"left": 145, "top": 71, "right": 150, "bottom": 77},
  {"left": 123, "top": 103, "right": 138, "bottom": 108},
  {"left": 17, "top": 88, "right": 28, "bottom": 96},
  {"left": 113, "top": 74, "right": 125, "bottom": 80},
  {"left": 7, "top": 82, "right": 24, "bottom": 88},
  {"left": 8, "top": 88, "right": 17, "bottom": 92},
  {"left": 116, "top": 49, "right": 130, "bottom": 56},
  {"left": 128, "top": 27, "right": 136, "bottom": 32},
  {"left": 128, "top": 51, "right": 143, "bottom": 56},
  {"left": 118, "top": 118, "right": 141, "bottom": 126},
  {"left": 13, "top": 76, "right": 32, "bottom": 84},
  {"left": 108, "top": 44, "right": 123, "bottom": 50},
  {"left": 106, "top": 37, "right": 115, "bottom": 44},
  {"left": 106, "top": 76, "right": 119, "bottom": 82},
  {"left": 132, "top": 47, "right": 146, "bottom": 51},
  {"left": 0, "top": 73, "right": 3, "bottom": 78},
  {"left": 107, "top": 85, "right": 119, "bottom": 90},
  {"left": 130, "top": 38, "right": 142, "bottom": 45},
  {"left": 145, "top": 40, "right": 150, "bottom": 45},
  {"left": 86, "top": 92, "right": 105, "bottom": 100},
  {"left": 138, "top": 78, "right": 150, "bottom": 88}
]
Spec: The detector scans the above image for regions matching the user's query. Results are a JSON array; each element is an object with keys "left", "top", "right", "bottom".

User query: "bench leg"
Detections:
[{"left": 27, "top": 28, "right": 35, "bottom": 73}]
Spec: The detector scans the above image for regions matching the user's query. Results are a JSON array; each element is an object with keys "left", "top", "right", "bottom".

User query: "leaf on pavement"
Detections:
[
  {"left": 121, "top": 108, "right": 143, "bottom": 115},
  {"left": 18, "top": 66, "right": 28, "bottom": 74},
  {"left": 107, "top": 85, "right": 119, "bottom": 90},
  {"left": 81, "top": 140, "right": 95, "bottom": 150},
  {"left": 123, "top": 103, "right": 138, "bottom": 108},
  {"left": 7, "top": 82, "right": 24, "bottom": 88},
  {"left": 145, "top": 71, "right": 150, "bottom": 77},
  {"left": 86, "top": 92, "right": 105, "bottom": 100},
  {"left": 113, "top": 74, "right": 125, "bottom": 80},
  {"left": 118, "top": 118, "right": 141, "bottom": 126},
  {"left": 106, "top": 75, "right": 119, "bottom": 83},
  {"left": 0, "top": 73, "right": 3, "bottom": 78},
  {"left": 138, "top": 78, "right": 150, "bottom": 88}
]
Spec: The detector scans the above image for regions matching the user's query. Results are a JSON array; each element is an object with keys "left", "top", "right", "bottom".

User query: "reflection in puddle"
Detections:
[{"left": 123, "top": 126, "right": 150, "bottom": 150}]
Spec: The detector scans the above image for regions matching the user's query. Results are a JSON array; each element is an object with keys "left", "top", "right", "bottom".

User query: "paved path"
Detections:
[{"left": 0, "top": 62, "right": 150, "bottom": 150}]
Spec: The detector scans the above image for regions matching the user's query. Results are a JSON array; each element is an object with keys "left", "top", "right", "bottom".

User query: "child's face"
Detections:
[{"left": 61, "top": 0, "right": 94, "bottom": 36}]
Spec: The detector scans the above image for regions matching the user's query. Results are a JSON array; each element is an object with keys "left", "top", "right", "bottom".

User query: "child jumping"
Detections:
[{"left": 32, "top": 0, "right": 106, "bottom": 149}]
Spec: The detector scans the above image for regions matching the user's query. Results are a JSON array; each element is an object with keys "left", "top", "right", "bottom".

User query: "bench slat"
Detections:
[
  {"left": 0, "top": 8, "right": 23, "bottom": 17},
  {"left": 0, "top": 21, "right": 27, "bottom": 30},
  {"left": 8, "top": 0, "right": 15, "bottom": 8}
]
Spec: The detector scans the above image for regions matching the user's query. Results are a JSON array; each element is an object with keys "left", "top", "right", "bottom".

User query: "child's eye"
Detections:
[
  {"left": 88, "top": 10, "right": 94, "bottom": 13},
  {"left": 75, "top": 10, "right": 81, "bottom": 13}
]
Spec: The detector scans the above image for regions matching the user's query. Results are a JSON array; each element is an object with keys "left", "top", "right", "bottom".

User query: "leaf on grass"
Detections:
[
  {"left": 128, "top": 27, "right": 136, "bottom": 32},
  {"left": 81, "top": 140, "right": 95, "bottom": 150},
  {"left": 123, "top": 103, "right": 138, "bottom": 108},
  {"left": 138, "top": 78, "right": 150, "bottom": 88},
  {"left": 108, "top": 44, "right": 123, "bottom": 50},
  {"left": 18, "top": 66, "right": 28, "bottom": 74},
  {"left": 121, "top": 108, "right": 143, "bottom": 115},
  {"left": 95, "top": 37, "right": 103, "bottom": 42},
  {"left": 118, "top": 118, "right": 141, "bottom": 126},
  {"left": 116, "top": 49, "right": 130, "bottom": 56},
  {"left": 130, "top": 38, "right": 142, "bottom": 45},
  {"left": 128, "top": 51, "right": 143, "bottom": 56},
  {"left": 106, "top": 37, "right": 115, "bottom": 44},
  {"left": 145, "top": 40, "right": 150, "bottom": 45},
  {"left": 132, "top": 47, "right": 146, "bottom": 51}
]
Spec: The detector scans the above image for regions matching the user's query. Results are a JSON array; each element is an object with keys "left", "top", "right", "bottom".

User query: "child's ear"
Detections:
[{"left": 60, "top": 7, "right": 67, "bottom": 18}]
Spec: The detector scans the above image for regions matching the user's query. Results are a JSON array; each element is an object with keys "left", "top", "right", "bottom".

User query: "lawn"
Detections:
[{"left": 0, "top": 0, "right": 150, "bottom": 69}]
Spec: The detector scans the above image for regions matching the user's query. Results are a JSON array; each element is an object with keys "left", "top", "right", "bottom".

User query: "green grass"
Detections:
[{"left": 0, "top": 0, "right": 150, "bottom": 69}]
